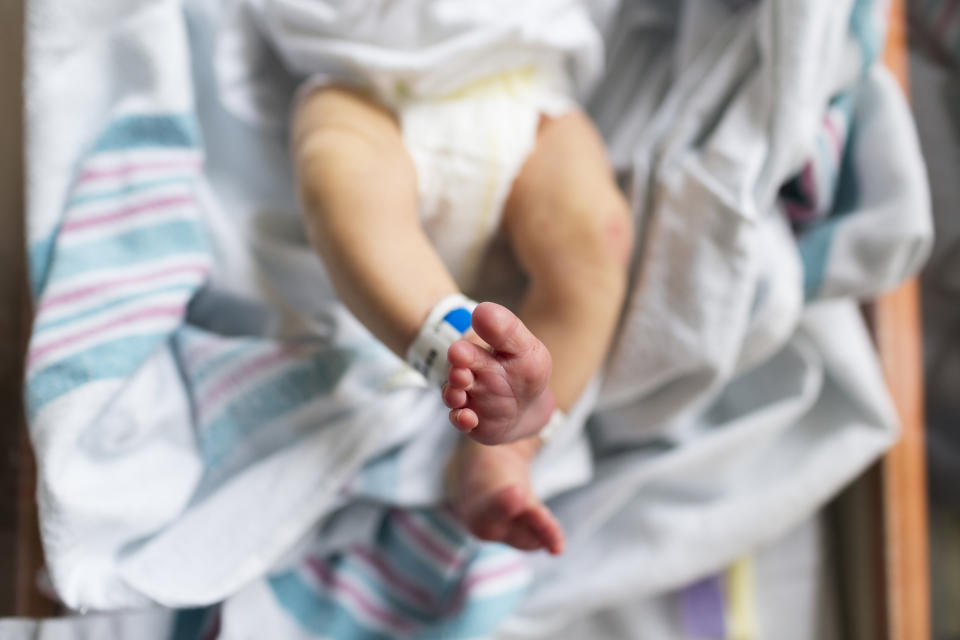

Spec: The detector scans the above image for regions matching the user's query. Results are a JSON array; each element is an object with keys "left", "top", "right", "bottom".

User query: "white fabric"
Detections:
[{"left": 218, "top": 0, "right": 601, "bottom": 118}]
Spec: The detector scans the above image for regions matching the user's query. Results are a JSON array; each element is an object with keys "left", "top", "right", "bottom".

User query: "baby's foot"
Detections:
[
  {"left": 442, "top": 302, "right": 555, "bottom": 445},
  {"left": 446, "top": 437, "right": 564, "bottom": 554}
]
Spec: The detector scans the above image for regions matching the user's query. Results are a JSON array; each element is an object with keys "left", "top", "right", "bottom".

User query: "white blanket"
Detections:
[{"left": 22, "top": 0, "right": 930, "bottom": 636}]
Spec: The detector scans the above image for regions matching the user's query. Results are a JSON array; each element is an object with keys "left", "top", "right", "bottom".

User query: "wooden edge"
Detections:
[
  {"left": 872, "top": 0, "right": 932, "bottom": 636},
  {"left": 7, "top": 0, "right": 55, "bottom": 617},
  {"left": 873, "top": 281, "right": 930, "bottom": 640}
]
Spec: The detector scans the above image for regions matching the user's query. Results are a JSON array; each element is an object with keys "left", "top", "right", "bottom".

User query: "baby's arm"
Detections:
[{"left": 292, "top": 87, "right": 460, "bottom": 357}]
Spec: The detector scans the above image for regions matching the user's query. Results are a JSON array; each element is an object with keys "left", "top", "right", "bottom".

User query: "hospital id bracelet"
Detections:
[{"left": 406, "top": 294, "right": 478, "bottom": 385}]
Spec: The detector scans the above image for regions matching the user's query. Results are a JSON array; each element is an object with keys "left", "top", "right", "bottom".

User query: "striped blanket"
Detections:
[{"left": 22, "top": 0, "right": 930, "bottom": 637}]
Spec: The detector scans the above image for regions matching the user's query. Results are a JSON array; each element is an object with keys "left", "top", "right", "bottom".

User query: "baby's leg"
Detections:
[
  {"left": 294, "top": 87, "right": 562, "bottom": 552},
  {"left": 446, "top": 110, "right": 633, "bottom": 422},
  {"left": 445, "top": 111, "right": 633, "bottom": 553},
  {"left": 292, "top": 87, "right": 460, "bottom": 357},
  {"left": 295, "top": 88, "right": 553, "bottom": 428}
]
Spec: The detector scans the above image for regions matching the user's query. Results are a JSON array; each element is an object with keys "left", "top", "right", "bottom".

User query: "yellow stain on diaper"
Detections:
[
  {"left": 437, "top": 66, "right": 538, "bottom": 102},
  {"left": 443, "top": 69, "right": 537, "bottom": 285},
  {"left": 725, "top": 556, "right": 758, "bottom": 639}
]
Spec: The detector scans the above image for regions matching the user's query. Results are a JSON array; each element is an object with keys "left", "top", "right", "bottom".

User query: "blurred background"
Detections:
[{"left": 0, "top": 0, "right": 958, "bottom": 638}]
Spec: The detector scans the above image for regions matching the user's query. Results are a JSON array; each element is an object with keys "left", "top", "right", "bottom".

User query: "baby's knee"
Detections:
[
  {"left": 526, "top": 199, "right": 635, "bottom": 307},
  {"left": 562, "top": 196, "right": 635, "bottom": 276}
]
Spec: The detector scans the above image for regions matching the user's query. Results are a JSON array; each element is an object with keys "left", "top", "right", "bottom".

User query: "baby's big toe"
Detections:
[{"left": 470, "top": 302, "right": 536, "bottom": 356}]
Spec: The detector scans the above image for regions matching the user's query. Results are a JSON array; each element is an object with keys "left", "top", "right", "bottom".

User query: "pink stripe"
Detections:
[
  {"left": 352, "top": 545, "right": 436, "bottom": 608},
  {"left": 39, "top": 263, "right": 208, "bottom": 312},
  {"left": 448, "top": 557, "right": 528, "bottom": 612},
  {"left": 784, "top": 164, "right": 819, "bottom": 224},
  {"left": 463, "top": 559, "right": 527, "bottom": 590},
  {"left": 78, "top": 158, "right": 202, "bottom": 183},
  {"left": 822, "top": 115, "right": 844, "bottom": 160},
  {"left": 62, "top": 194, "right": 195, "bottom": 233},
  {"left": 184, "top": 339, "right": 230, "bottom": 369},
  {"left": 199, "top": 348, "right": 293, "bottom": 412},
  {"left": 28, "top": 304, "right": 184, "bottom": 365},
  {"left": 306, "top": 558, "right": 417, "bottom": 634},
  {"left": 799, "top": 162, "right": 817, "bottom": 211},
  {"left": 393, "top": 511, "right": 460, "bottom": 567},
  {"left": 784, "top": 200, "right": 816, "bottom": 224}
]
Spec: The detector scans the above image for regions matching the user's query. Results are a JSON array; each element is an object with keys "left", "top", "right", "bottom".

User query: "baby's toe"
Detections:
[
  {"left": 470, "top": 302, "right": 536, "bottom": 356},
  {"left": 450, "top": 408, "right": 479, "bottom": 433},
  {"left": 447, "top": 366, "right": 474, "bottom": 390},
  {"left": 447, "top": 339, "right": 490, "bottom": 370},
  {"left": 522, "top": 506, "right": 565, "bottom": 555},
  {"left": 443, "top": 384, "right": 467, "bottom": 409},
  {"left": 467, "top": 486, "right": 525, "bottom": 541},
  {"left": 504, "top": 524, "right": 545, "bottom": 552}
]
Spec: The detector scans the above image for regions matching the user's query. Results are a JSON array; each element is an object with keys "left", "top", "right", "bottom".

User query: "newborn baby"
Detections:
[{"left": 257, "top": 0, "right": 633, "bottom": 554}]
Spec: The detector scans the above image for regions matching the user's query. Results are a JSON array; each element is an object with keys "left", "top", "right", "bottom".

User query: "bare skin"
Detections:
[{"left": 293, "top": 87, "right": 633, "bottom": 554}]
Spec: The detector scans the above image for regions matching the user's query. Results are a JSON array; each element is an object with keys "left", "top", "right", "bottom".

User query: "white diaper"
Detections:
[
  {"left": 218, "top": 0, "right": 602, "bottom": 287},
  {"left": 400, "top": 69, "right": 574, "bottom": 288}
]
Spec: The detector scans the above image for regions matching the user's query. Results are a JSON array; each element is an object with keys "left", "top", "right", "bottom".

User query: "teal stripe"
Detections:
[
  {"left": 337, "top": 557, "right": 439, "bottom": 624},
  {"left": 190, "top": 342, "right": 259, "bottom": 385},
  {"left": 850, "top": 0, "right": 884, "bottom": 72},
  {"left": 355, "top": 447, "right": 402, "bottom": 501},
  {"left": 28, "top": 233, "right": 57, "bottom": 298},
  {"left": 47, "top": 220, "right": 207, "bottom": 281},
  {"left": 34, "top": 283, "right": 197, "bottom": 333},
  {"left": 418, "top": 509, "right": 470, "bottom": 548},
  {"left": 93, "top": 114, "right": 202, "bottom": 152},
  {"left": 427, "top": 545, "right": 527, "bottom": 639},
  {"left": 169, "top": 606, "right": 216, "bottom": 640},
  {"left": 27, "top": 334, "right": 169, "bottom": 419},
  {"left": 832, "top": 120, "right": 860, "bottom": 218},
  {"left": 799, "top": 218, "right": 839, "bottom": 301},
  {"left": 200, "top": 348, "right": 357, "bottom": 468},
  {"left": 427, "top": 589, "right": 527, "bottom": 639},
  {"left": 377, "top": 512, "right": 465, "bottom": 590},
  {"left": 70, "top": 176, "right": 195, "bottom": 207},
  {"left": 269, "top": 571, "right": 397, "bottom": 640}
]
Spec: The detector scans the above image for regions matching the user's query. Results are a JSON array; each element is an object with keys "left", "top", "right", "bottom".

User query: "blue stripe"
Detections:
[
  {"left": 169, "top": 606, "right": 217, "bottom": 640},
  {"left": 190, "top": 342, "right": 260, "bottom": 385},
  {"left": 93, "top": 114, "right": 202, "bottom": 152},
  {"left": 832, "top": 120, "right": 860, "bottom": 219},
  {"left": 200, "top": 348, "right": 357, "bottom": 468},
  {"left": 850, "top": 0, "right": 884, "bottom": 72},
  {"left": 417, "top": 509, "right": 470, "bottom": 548},
  {"left": 337, "top": 557, "right": 439, "bottom": 624},
  {"left": 27, "top": 334, "right": 170, "bottom": 419},
  {"left": 269, "top": 571, "right": 398, "bottom": 640},
  {"left": 799, "top": 219, "right": 839, "bottom": 301},
  {"left": 28, "top": 233, "right": 58, "bottom": 298},
  {"left": 268, "top": 553, "right": 525, "bottom": 639},
  {"left": 355, "top": 447, "right": 402, "bottom": 502},
  {"left": 34, "top": 283, "right": 197, "bottom": 333},
  {"left": 426, "top": 587, "right": 528, "bottom": 639},
  {"left": 376, "top": 513, "right": 463, "bottom": 593},
  {"left": 47, "top": 220, "right": 207, "bottom": 281},
  {"left": 29, "top": 112, "right": 202, "bottom": 299},
  {"left": 70, "top": 176, "right": 195, "bottom": 207}
]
